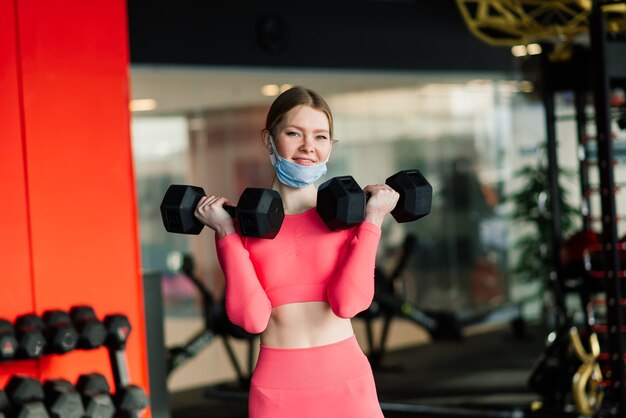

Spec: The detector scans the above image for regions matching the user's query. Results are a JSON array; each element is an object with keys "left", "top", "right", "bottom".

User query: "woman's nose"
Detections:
[{"left": 299, "top": 135, "right": 315, "bottom": 151}]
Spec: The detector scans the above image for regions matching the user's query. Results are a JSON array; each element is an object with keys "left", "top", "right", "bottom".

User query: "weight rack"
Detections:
[{"left": 539, "top": 2, "right": 626, "bottom": 415}]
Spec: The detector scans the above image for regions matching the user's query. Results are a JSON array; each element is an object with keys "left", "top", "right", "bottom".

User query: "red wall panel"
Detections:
[
  {"left": 16, "top": 0, "right": 147, "bottom": 388},
  {"left": 3, "top": 0, "right": 150, "bottom": 409},
  {"left": 0, "top": 0, "right": 38, "bottom": 385}
]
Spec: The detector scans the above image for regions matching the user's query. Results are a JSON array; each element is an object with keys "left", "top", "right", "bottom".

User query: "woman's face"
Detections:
[{"left": 269, "top": 105, "right": 332, "bottom": 166}]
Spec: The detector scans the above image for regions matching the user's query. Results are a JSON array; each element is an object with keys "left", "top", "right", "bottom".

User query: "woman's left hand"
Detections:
[{"left": 363, "top": 184, "right": 399, "bottom": 227}]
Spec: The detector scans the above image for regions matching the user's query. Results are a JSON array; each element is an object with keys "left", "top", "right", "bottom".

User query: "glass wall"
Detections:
[{"left": 130, "top": 66, "right": 556, "bottom": 389}]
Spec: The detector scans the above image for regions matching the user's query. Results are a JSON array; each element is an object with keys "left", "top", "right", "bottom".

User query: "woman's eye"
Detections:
[
  {"left": 316, "top": 136, "right": 328, "bottom": 141},
  {"left": 286, "top": 131, "right": 300, "bottom": 137}
]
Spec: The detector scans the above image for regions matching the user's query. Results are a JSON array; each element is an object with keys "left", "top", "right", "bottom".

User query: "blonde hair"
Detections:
[{"left": 265, "top": 86, "right": 334, "bottom": 140}]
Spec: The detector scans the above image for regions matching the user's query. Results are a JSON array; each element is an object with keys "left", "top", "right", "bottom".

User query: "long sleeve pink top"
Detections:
[{"left": 215, "top": 208, "right": 381, "bottom": 334}]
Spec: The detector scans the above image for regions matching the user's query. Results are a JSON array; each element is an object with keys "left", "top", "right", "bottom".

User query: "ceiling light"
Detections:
[
  {"left": 130, "top": 99, "right": 157, "bottom": 112},
  {"left": 526, "top": 43, "right": 542, "bottom": 55},
  {"left": 511, "top": 45, "right": 527, "bottom": 57},
  {"left": 261, "top": 84, "right": 280, "bottom": 96}
]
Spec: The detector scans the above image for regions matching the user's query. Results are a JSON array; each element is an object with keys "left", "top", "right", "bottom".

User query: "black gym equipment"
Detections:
[
  {"left": 0, "top": 390, "right": 9, "bottom": 418},
  {"left": 41, "top": 310, "right": 78, "bottom": 354},
  {"left": 43, "top": 379, "right": 84, "bottom": 418},
  {"left": 359, "top": 232, "right": 528, "bottom": 372},
  {"left": 103, "top": 314, "right": 149, "bottom": 418},
  {"left": 0, "top": 319, "right": 18, "bottom": 361},
  {"left": 75, "top": 373, "right": 116, "bottom": 418},
  {"left": 69, "top": 306, "right": 107, "bottom": 350},
  {"left": 165, "top": 252, "right": 258, "bottom": 393},
  {"left": 13, "top": 315, "right": 46, "bottom": 359},
  {"left": 160, "top": 185, "right": 284, "bottom": 238},
  {"left": 358, "top": 234, "right": 462, "bottom": 370},
  {"left": 5, "top": 376, "right": 49, "bottom": 418},
  {"left": 316, "top": 169, "right": 432, "bottom": 231}
]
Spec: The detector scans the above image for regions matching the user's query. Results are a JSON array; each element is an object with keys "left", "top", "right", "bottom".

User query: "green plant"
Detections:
[{"left": 507, "top": 145, "right": 579, "bottom": 284}]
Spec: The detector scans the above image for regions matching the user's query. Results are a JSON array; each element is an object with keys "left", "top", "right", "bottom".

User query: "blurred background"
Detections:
[{"left": 127, "top": 0, "right": 604, "bottom": 388}]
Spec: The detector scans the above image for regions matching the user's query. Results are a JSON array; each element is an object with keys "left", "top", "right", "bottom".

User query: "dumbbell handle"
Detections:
[
  {"left": 222, "top": 204, "right": 237, "bottom": 218},
  {"left": 109, "top": 348, "right": 131, "bottom": 389},
  {"left": 207, "top": 194, "right": 272, "bottom": 237}
]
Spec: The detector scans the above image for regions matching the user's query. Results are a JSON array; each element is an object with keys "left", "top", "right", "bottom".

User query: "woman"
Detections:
[{"left": 194, "top": 86, "right": 398, "bottom": 418}]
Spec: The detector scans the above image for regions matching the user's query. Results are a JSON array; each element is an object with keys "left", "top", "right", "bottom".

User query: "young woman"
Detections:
[{"left": 194, "top": 86, "right": 398, "bottom": 418}]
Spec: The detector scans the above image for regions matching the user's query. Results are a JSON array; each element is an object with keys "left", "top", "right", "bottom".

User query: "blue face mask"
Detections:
[{"left": 268, "top": 135, "right": 330, "bottom": 188}]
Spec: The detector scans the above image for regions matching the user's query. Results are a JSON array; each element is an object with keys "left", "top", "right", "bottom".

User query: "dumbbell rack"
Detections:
[
  {"left": 538, "top": 2, "right": 626, "bottom": 416},
  {"left": 0, "top": 308, "right": 148, "bottom": 418},
  {"left": 587, "top": 5, "right": 626, "bottom": 415}
]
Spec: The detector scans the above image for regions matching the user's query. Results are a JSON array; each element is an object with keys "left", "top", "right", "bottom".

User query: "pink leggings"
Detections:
[{"left": 249, "top": 335, "right": 384, "bottom": 418}]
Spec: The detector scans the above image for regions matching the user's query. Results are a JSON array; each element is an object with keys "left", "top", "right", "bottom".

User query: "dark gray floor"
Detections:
[{"left": 168, "top": 322, "right": 550, "bottom": 418}]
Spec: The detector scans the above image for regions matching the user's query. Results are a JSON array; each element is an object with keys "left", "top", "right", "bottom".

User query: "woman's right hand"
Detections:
[{"left": 194, "top": 195, "right": 237, "bottom": 238}]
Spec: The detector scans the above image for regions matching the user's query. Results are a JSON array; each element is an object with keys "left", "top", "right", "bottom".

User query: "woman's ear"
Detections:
[{"left": 261, "top": 130, "right": 272, "bottom": 152}]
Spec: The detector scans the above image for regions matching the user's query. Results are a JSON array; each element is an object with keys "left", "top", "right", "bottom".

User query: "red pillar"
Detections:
[
  {"left": 0, "top": 1, "right": 149, "bottom": 414},
  {"left": 0, "top": 0, "right": 38, "bottom": 383}
]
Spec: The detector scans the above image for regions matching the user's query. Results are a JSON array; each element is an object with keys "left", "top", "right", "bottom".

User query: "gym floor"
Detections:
[{"left": 169, "top": 322, "right": 553, "bottom": 418}]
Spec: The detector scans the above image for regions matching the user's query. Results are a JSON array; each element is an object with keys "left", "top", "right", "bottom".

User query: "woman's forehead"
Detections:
[{"left": 282, "top": 105, "right": 330, "bottom": 131}]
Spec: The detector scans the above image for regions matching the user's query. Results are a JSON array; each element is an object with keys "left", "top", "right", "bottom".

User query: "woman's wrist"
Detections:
[
  {"left": 364, "top": 212, "right": 385, "bottom": 228},
  {"left": 216, "top": 222, "right": 237, "bottom": 238}
]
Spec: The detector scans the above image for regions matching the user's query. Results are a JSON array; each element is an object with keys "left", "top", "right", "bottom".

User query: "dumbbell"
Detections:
[
  {"left": 103, "top": 315, "right": 149, "bottom": 418},
  {"left": 41, "top": 311, "right": 78, "bottom": 354},
  {"left": 0, "top": 319, "right": 18, "bottom": 361},
  {"left": 160, "top": 185, "right": 284, "bottom": 239},
  {"left": 69, "top": 306, "right": 106, "bottom": 350},
  {"left": 0, "top": 390, "right": 9, "bottom": 418},
  {"left": 43, "top": 379, "right": 84, "bottom": 418},
  {"left": 316, "top": 169, "right": 433, "bottom": 231},
  {"left": 5, "top": 376, "right": 49, "bottom": 417},
  {"left": 76, "top": 373, "right": 115, "bottom": 418},
  {"left": 13, "top": 315, "right": 46, "bottom": 359}
]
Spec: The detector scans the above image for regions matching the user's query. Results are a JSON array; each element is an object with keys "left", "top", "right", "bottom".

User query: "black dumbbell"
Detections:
[
  {"left": 69, "top": 306, "right": 106, "bottom": 350},
  {"left": 316, "top": 169, "right": 433, "bottom": 231},
  {"left": 0, "top": 319, "right": 18, "bottom": 361},
  {"left": 76, "top": 374, "right": 115, "bottom": 418},
  {"left": 112, "top": 385, "right": 149, "bottom": 418},
  {"left": 43, "top": 379, "right": 84, "bottom": 418},
  {"left": 0, "top": 389, "right": 9, "bottom": 418},
  {"left": 41, "top": 311, "right": 78, "bottom": 354},
  {"left": 5, "top": 376, "right": 50, "bottom": 417},
  {"left": 160, "top": 184, "right": 284, "bottom": 239},
  {"left": 103, "top": 315, "right": 149, "bottom": 418},
  {"left": 13, "top": 315, "right": 46, "bottom": 359},
  {"left": 385, "top": 170, "right": 433, "bottom": 222}
]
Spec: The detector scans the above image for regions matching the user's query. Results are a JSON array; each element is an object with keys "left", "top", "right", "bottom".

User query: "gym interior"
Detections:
[{"left": 2, "top": 1, "right": 626, "bottom": 417}]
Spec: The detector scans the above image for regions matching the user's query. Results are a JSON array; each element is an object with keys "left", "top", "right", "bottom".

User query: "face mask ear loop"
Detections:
[
  {"left": 322, "top": 145, "right": 332, "bottom": 164},
  {"left": 268, "top": 134, "right": 281, "bottom": 166}
]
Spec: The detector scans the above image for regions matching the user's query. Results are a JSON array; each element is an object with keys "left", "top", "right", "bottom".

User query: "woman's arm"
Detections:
[
  {"left": 215, "top": 234, "right": 272, "bottom": 334},
  {"left": 195, "top": 195, "right": 271, "bottom": 334},
  {"left": 326, "top": 184, "right": 398, "bottom": 318},
  {"left": 326, "top": 222, "right": 382, "bottom": 318}
]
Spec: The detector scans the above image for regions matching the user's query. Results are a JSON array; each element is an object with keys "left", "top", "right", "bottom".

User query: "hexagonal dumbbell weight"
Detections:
[
  {"left": 160, "top": 185, "right": 285, "bottom": 239},
  {"left": 0, "top": 389, "right": 10, "bottom": 418},
  {"left": 41, "top": 310, "right": 79, "bottom": 355},
  {"left": 69, "top": 306, "right": 107, "bottom": 350},
  {"left": 76, "top": 373, "right": 115, "bottom": 418},
  {"left": 385, "top": 169, "right": 432, "bottom": 223},
  {"left": 13, "top": 315, "right": 46, "bottom": 359},
  {"left": 0, "top": 319, "right": 18, "bottom": 361},
  {"left": 316, "top": 176, "right": 366, "bottom": 231},
  {"left": 317, "top": 169, "right": 432, "bottom": 230},
  {"left": 5, "top": 376, "right": 49, "bottom": 418},
  {"left": 43, "top": 379, "right": 84, "bottom": 418}
]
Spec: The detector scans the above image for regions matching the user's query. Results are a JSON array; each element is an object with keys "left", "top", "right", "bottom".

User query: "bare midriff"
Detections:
[{"left": 260, "top": 301, "right": 354, "bottom": 348}]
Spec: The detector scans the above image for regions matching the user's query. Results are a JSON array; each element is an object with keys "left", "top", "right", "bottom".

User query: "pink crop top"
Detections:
[{"left": 215, "top": 208, "right": 382, "bottom": 334}]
